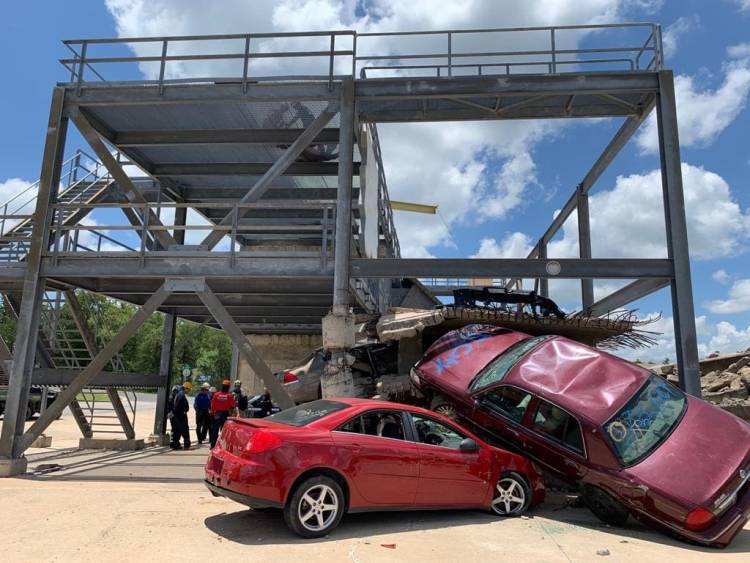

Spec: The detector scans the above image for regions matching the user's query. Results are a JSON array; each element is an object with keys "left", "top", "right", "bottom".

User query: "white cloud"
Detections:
[
  {"left": 706, "top": 278, "right": 750, "bottom": 314},
  {"left": 706, "top": 321, "right": 750, "bottom": 354},
  {"left": 0, "top": 178, "right": 37, "bottom": 234},
  {"left": 472, "top": 232, "right": 534, "bottom": 258},
  {"left": 712, "top": 269, "right": 730, "bottom": 284},
  {"left": 637, "top": 59, "right": 750, "bottom": 153},
  {"left": 732, "top": 0, "right": 750, "bottom": 13},
  {"left": 662, "top": 16, "right": 699, "bottom": 60},
  {"left": 728, "top": 42, "right": 750, "bottom": 59}
]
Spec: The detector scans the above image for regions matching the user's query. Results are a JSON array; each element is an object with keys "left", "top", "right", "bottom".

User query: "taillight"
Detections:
[
  {"left": 243, "top": 430, "right": 283, "bottom": 456},
  {"left": 685, "top": 507, "right": 716, "bottom": 531},
  {"left": 282, "top": 371, "right": 298, "bottom": 384}
]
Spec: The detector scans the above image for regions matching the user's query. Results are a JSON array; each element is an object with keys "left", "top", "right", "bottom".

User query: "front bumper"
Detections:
[{"left": 204, "top": 480, "right": 282, "bottom": 509}]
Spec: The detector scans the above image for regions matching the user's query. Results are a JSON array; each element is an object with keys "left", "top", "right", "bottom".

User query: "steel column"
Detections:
[
  {"left": 200, "top": 103, "right": 338, "bottom": 250},
  {"left": 19, "top": 284, "right": 172, "bottom": 453},
  {"left": 0, "top": 88, "right": 68, "bottom": 460},
  {"left": 577, "top": 189, "right": 594, "bottom": 308},
  {"left": 537, "top": 242, "right": 549, "bottom": 297},
  {"left": 153, "top": 312, "right": 176, "bottom": 436},
  {"left": 196, "top": 285, "right": 295, "bottom": 409},
  {"left": 656, "top": 70, "right": 701, "bottom": 397},
  {"left": 333, "top": 80, "right": 356, "bottom": 315}
]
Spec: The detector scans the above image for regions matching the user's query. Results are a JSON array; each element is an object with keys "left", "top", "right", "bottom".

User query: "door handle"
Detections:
[{"left": 564, "top": 459, "right": 578, "bottom": 468}]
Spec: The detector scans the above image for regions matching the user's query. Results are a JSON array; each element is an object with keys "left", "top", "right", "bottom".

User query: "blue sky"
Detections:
[{"left": 1, "top": 0, "right": 750, "bottom": 362}]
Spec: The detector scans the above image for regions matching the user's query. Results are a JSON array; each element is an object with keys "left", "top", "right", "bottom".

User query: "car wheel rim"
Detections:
[
  {"left": 298, "top": 484, "right": 339, "bottom": 532},
  {"left": 492, "top": 477, "right": 526, "bottom": 515},
  {"left": 435, "top": 404, "right": 457, "bottom": 420}
]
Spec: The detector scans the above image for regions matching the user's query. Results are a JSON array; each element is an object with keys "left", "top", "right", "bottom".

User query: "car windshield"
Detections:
[
  {"left": 266, "top": 400, "right": 348, "bottom": 427},
  {"left": 603, "top": 375, "right": 686, "bottom": 466},
  {"left": 469, "top": 336, "right": 552, "bottom": 391}
]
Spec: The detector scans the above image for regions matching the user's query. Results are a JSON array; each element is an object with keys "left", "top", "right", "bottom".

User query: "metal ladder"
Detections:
[
  {"left": 39, "top": 290, "right": 137, "bottom": 438},
  {"left": 0, "top": 150, "right": 113, "bottom": 262}
]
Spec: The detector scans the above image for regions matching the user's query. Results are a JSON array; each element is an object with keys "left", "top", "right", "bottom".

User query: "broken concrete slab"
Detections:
[
  {"left": 0, "top": 457, "right": 27, "bottom": 478},
  {"left": 30, "top": 434, "right": 52, "bottom": 448}
]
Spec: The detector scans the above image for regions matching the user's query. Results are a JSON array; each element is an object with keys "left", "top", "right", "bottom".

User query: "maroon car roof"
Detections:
[{"left": 504, "top": 336, "right": 649, "bottom": 424}]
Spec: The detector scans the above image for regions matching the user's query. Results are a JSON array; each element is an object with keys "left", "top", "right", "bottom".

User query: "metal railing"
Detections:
[
  {"left": 366, "top": 123, "right": 401, "bottom": 259},
  {"left": 59, "top": 23, "right": 662, "bottom": 89}
]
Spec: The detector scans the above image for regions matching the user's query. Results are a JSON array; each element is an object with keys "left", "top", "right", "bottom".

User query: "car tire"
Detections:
[
  {"left": 430, "top": 395, "right": 458, "bottom": 421},
  {"left": 490, "top": 471, "right": 532, "bottom": 516},
  {"left": 283, "top": 475, "right": 345, "bottom": 538},
  {"left": 583, "top": 485, "right": 629, "bottom": 526}
]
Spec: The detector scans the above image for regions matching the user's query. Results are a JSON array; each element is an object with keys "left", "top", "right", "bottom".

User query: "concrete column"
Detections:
[
  {"left": 323, "top": 79, "right": 356, "bottom": 398},
  {"left": 656, "top": 70, "right": 701, "bottom": 397},
  {"left": 577, "top": 188, "right": 594, "bottom": 309},
  {"left": 1, "top": 88, "right": 68, "bottom": 470}
]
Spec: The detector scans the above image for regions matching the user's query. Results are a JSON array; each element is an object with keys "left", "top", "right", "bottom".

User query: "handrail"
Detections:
[{"left": 59, "top": 23, "right": 662, "bottom": 88}]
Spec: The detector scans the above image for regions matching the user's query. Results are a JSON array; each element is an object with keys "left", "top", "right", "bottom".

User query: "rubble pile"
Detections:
[{"left": 658, "top": 356, "right": 750, "bottom": 421}]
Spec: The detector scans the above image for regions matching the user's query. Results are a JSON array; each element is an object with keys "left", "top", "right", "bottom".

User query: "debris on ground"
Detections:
[
  {"left": 380, "top": 544, "right": 396, "bottom": 549},
  {"left": 596, "top": 548, "right": 611, "bottom": 556},
  {"left": 654, "top": 354, "right": 750, "bottom": 421}
]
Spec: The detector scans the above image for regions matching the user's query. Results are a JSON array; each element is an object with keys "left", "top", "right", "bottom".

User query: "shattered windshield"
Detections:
[
  {"left": 604, "top": 375, "right": 686, "bottom": 466},
  {"left": 469, "top": 335, "right": 552, "bottom": 391}
]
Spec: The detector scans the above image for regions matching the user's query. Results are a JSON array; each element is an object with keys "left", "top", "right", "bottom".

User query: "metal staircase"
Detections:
[
  {"left": 0, "top": 150, "right": 115, "bottom": 262},
  {"left": 38, "top": 289, "right": 137, "bottom": 438}
]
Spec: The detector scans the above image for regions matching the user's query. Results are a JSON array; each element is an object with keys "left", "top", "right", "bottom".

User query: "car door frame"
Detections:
[
  {"left": 331, "top": 408, "right": 420, "bottom": 508},
  {"left": 403, "top": 410, "right": 492, "bottom": 507},
  {"left": 468, "top": 383, "right": 537, "bottom": 450}
]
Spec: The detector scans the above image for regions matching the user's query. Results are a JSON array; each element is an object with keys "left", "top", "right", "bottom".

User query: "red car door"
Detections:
[
  {"left": 332, "top": 409, "right": 419, "bottom": 506},
  {"left": 472, "top": 384, "right": 535, "bottom": 447},
  {"left": 409, "top": 412, "right": 491, "bottom": 506}
]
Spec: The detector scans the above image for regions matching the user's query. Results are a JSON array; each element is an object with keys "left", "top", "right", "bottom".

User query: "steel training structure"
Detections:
[{"left": 0, "top": 23, "right": 700, "bottom": 474}]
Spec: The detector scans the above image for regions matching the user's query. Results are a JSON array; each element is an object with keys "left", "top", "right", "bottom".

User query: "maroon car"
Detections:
[{"left": 410, "top": 324, "right": 750, "bottom": 547}]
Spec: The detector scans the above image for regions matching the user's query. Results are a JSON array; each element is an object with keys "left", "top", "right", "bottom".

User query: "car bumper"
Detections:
[
  {"left": 204, "top": 481, "right": 283, "bottom": 509},
  {"left": 205, "top": 449, "right": 285, "bottom": 507}
]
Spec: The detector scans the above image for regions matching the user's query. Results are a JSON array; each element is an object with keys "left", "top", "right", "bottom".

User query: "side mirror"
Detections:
[{"left": 459, "top": 438, "right": 480, "bottom": 452}]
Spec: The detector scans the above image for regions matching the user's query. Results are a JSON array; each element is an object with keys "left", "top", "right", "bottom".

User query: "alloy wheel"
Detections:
[
  {"left": 298, "top": 484, "right": 339, "bottom": 532},
  {"left": 491, "top": 476, "right": 526, "bottom": 515}
]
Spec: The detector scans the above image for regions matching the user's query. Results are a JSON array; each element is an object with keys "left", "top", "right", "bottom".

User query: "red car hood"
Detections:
[
  {"left": 627, "top": 397, "right": 750, "bottom": 507},
  {"left": 416, "top": 328, "right": 529, "bottom": 395}
]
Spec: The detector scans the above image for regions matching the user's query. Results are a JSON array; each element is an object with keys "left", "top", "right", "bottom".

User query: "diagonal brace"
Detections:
[
  {"left": 18, "top": 283, "right": 172, "bottom": 454},
  {"left": 68, "top": 108, "right": 177, "bottom": 250},
  {"left": 196, "top": 285, "right": 294, "bottom": 409},
  {"left": 200, "top": 102, "right": 339, "bottom": 250}
]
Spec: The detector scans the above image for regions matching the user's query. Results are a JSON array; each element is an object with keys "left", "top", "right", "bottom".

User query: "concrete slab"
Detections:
[
  {"left": 79, "top": 438, "right": 145, "bottom": 451},
  {"left": 0, "top": 457, "right": 27, "bottom": 478},
  {"left": 30, "top": 434, "right": 52, "bottom": 448}
]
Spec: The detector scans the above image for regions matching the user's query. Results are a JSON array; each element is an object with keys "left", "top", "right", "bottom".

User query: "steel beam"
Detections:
[
  {"left": 65, "top": 290, "right": 135, "bottom": 439},
  {"left": 656, "top": 70, "right": 700, "bottom": 397},
  {"left": 154, "top": 312, "right": 176, "bottom": 436},
  {"left": 0, "top": 88, "right": 68, "bottom": 460},
  {"left": 582, "top": 278, "right": 670, "bottom": 317},
  {"left": 115, "top": 128, "right": 341, "bottom": 146},
  {"left": 538, "top": 243, "right": 549, "bottom": 297},
  {"left": 18, "top": 283, "right": 172, "bottom": 454},
  {"left": 200, "top": 104, "right": 338, "bottom": 250},
  {"left": 32, "top": 369, "right": 162, "bottom": 387},
  {"left": 68, "top": 108, "right": 177, "bottom": 250},
  {"left": 577, "top": 189, "right": 594, "bottom": 308},
  {"left": 351, "top": 258, "right": 673, "bottom": 279},
  {"left": 154, "top": 161, "right": 354, "bottom": 177},
  {"left": 333, "top": 80, "right": 356, "bottom": 315},
  {"left": 196, "top": 285, "right": 294, "bottom": 409}
]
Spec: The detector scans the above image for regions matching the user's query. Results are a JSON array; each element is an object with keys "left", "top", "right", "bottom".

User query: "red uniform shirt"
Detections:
[{"left": 210, "top": 391, "right": 236, "bottom": 414}]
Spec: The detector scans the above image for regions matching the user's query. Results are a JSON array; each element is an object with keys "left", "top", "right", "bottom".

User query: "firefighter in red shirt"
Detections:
[{"left": 209, "top": 379, "right": 236, "bottom": 448}]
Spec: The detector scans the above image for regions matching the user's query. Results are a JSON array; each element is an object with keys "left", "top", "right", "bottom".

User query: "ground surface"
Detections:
[{"left": 1, "top": 398, "right": 748, "bottom": 562}]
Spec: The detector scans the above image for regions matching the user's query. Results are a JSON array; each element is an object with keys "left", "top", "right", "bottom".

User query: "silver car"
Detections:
[{"left": 276, "top": 342, "right": 398, "bottom": 404}]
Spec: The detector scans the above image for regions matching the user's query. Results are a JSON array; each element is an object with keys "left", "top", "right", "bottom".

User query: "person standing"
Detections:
[
  {"left": 258, "top": 387, "right": 273, "bottom": 418},
  {"left": 166, "top": 384, "right": 181, "bottom": 444},
  {"left": 209, "top": 379, "right": 236, "bottom": 448},
  {"left": 233, "top": 379, "right": 249, "bottom": 418},
  {"left": 194, "top": 382, "right": 212, "bottom": 444},
  {"left": 170, "top": 381, "right": 192, "bottom": 450}
]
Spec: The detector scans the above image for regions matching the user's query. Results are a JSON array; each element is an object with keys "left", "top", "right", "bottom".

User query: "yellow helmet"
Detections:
[{"left": 182, "top": 381, "right": 192, "bottom": 390}]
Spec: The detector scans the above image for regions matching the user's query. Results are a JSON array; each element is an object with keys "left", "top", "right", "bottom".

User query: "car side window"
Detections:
[
  {"left": 479, "top": 385, "right": 532, "bottom": 423},
  {"left": 337, "top": 411, "right": 406, "bottom": 441},
  {"left": 533, "top": 400, "right": 584, "bottom": 454},
  {"left": 411, "top": 413, "right": 466, "bottom": 449}
]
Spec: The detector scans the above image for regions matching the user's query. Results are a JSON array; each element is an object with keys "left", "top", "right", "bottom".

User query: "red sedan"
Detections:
[
  {"left": 410, "top": 324, "right": 750, "bottom": 548},
  {"left": 205, "top": 398, "right": 544, "bottom": 537}
]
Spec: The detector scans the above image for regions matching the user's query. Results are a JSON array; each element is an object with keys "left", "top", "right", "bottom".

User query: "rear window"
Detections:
[
  {"left": 265, "top": 400, "right": 348, "bottom": 427},
  {"left": 470, "top": 335, "right": 552, "bottom": 391},
  {"left": 604, "top": 375, "right": 686, "bottom": 466}
]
